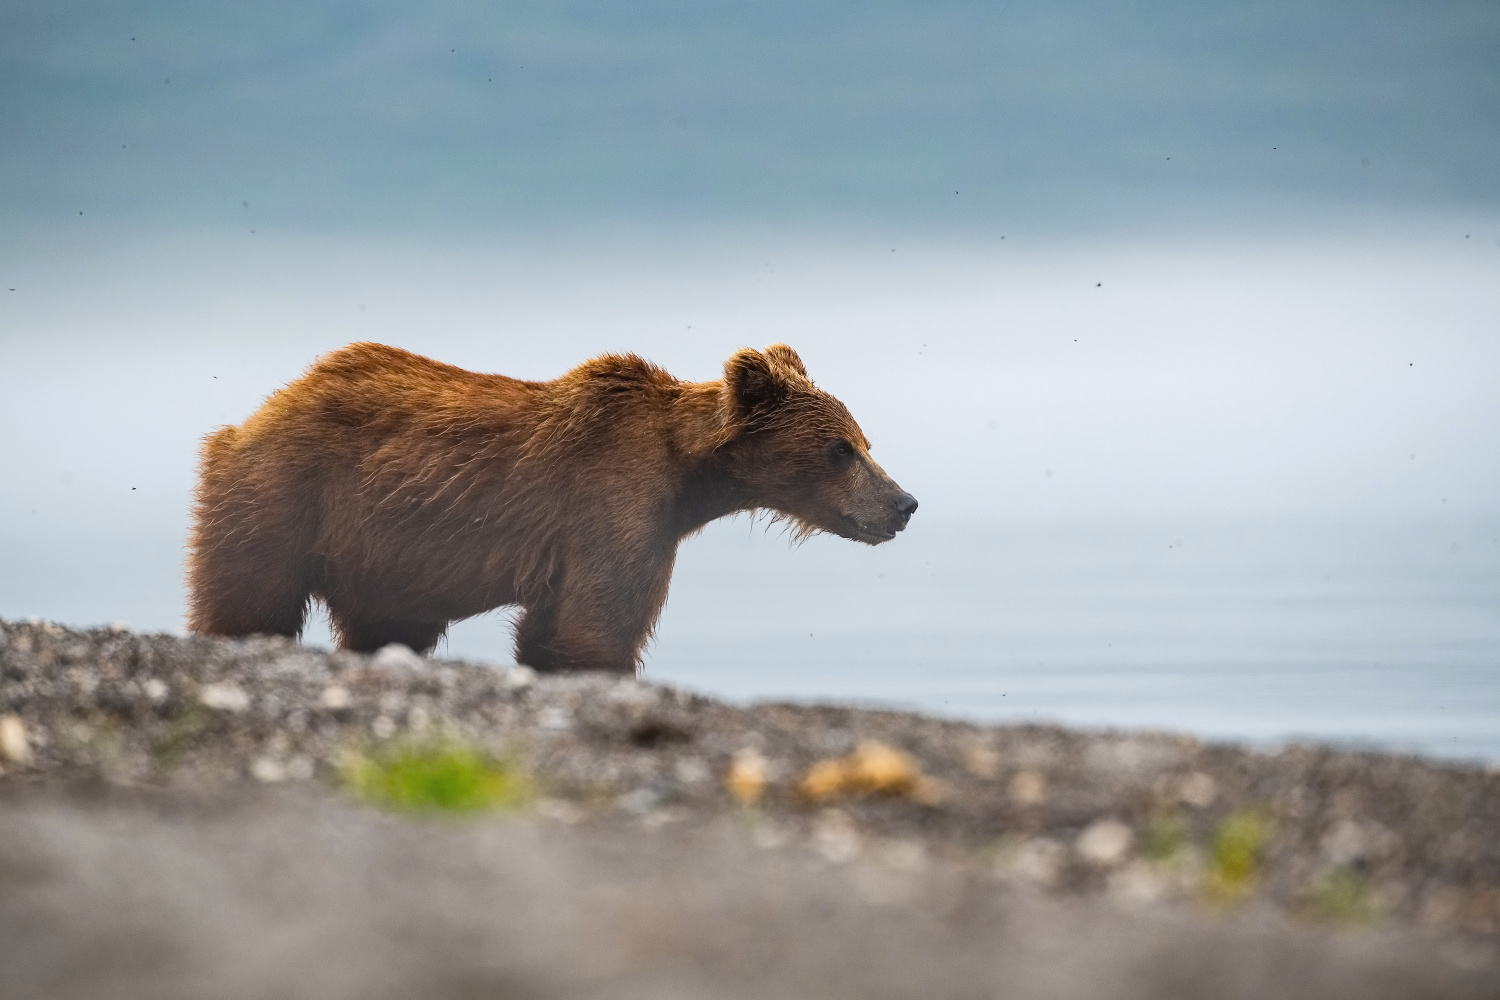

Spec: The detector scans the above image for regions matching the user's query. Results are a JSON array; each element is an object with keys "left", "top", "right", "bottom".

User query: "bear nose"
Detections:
[{"left": 893, "top": 492, "right": 918, "bottom": 519}]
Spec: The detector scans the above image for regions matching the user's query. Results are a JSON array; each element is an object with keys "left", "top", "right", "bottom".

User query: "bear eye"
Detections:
[{"left": 830, "top": 439, "right": 855, "bottom": 461}]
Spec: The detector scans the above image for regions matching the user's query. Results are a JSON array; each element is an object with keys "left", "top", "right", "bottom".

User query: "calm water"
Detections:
[
  {"left": 3, "top": 233, "right": 1497, "bottom": 765},
  {"left": 4, "top": 514, "right": 1496, "bottom": 764},
  {"left": 429, "top": 516, "right": 1500, "bottom": 763}
]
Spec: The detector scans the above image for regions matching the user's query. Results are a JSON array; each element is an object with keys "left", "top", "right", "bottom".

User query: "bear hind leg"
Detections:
[{"left": 186, "top": 537, "right": 313, "bottom": 640}]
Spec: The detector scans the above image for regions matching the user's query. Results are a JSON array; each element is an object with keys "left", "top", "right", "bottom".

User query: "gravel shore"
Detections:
[{"left": 2, "top": 617, "right": 1497, "bottom": 998}]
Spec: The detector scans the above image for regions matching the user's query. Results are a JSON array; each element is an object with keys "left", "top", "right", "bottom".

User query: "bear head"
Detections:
[{"left": 722, "top": 344, "right": 917, "bottom": 545}]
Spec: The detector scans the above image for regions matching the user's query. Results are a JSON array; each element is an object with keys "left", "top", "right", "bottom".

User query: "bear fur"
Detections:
[{"left": 187, "top": 342, "right": 916, "bottom": 673}]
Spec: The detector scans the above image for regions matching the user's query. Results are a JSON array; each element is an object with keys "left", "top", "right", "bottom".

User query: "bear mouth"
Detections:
[{"left": 841, "top": 515, "right": 898, "bottom": 544}]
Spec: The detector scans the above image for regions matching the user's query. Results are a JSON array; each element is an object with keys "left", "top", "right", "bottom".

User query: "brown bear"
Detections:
[{"left": 187, "top": 342, "right": 916, "bottom": 673}]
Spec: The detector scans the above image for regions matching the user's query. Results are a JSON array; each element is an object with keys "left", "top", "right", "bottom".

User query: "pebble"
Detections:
[
  {"left": 606, "top": 680, "right": 656, "bottom": 706},
  {"left": 812, "top": 809, "right": 862, "bottom": 864},
  {"left": 1175, "top": 772, "right": 1218, "bottom": 808},
  {"left": 674, "top": 757, "right": 710, "bottom": 785},
  {"left": 640, "top": 807, "right": 687, "bottom": 830},
  {"left": 872, "top": 839, "right": 927, "bottom": 874},
  {"left": 1419, "top": 886, "right": 1464, "bottom": 929},
  {"left": 250, "top": 758, "right": 287, "bottom": 783},
  {"left": 537, "top": 707, "right": 573, "bottom": 732},
  {"left": 1004, "top": 838, "right": 1066, "bottom": 887},
  {"left": 1009, "top": 770, "right": 1047, "bottom": 805},
  {"left": 1108, "top": 861, "right": 1166, "bottom": 907},
  {"left": 1076, "top": 819, "right": 1134, "bottom": 868},
  {"left": 617, "top": 787, "right": 663, "bottom": 815},
  {"left": 965, "top": 745, "right": 1001, "bottom": 779},
  {"left": 726, "top": 748, "right": 769, "bottom": 806},
  {"left": 751, "top": 819, "right": 790, "bottom": 850},
  {"left": 536, "top": 798, "right": 585, "bottom": 824},
  {"left": 0, "top": 715, "right": 31, "bottom": 764},
  {"left": 373, "top": 644, "right": 425, "bottom": 671},
  {"left": 199, "top": 683, "right": 250, "bottom": 713},
  {"left": 1321, "top": 819, "right": 1394, "bottom": 867},
  {"left": 798, "top": 741, "right": 939, "bottom": 803},
  {"left": 502, "top": 665, "right": 536, "bottom": 690}
]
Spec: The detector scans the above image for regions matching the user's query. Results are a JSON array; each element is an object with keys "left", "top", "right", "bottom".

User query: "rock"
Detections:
[
  {"left": 964, "top": 745, "right": 1001, "bottom": 779},
  {"left": 606, "top": 680, "right": 656, "bottom": 706},
  {"left": 797, "top": 740, "right": 945, "bottom": 804},
  {"left": 501, "top": 665, "right": 536, "bottom": 690},
  {"left": 617, "top": 787, "right": 662, "bottom": 815},
  {"left": 0, "top": 715, "right": 31, "bottom": 764},
  {"left": 1076, "top": 819, "right": 1134, "bottom": 868},
  {"left": 1175, "top": 771, "right": 1218, "bottom": 808},
  {"left": 726, "top": 748, "right": 769, "bottom": 806},
  {"left": 199, "top": 683, "right": 250, "bottom": 713},
  {"left": 536, "top": 798, "right": 585, "bottom": 824},
  {"left": 751, "top": 819, "right": 790, "bottom": 850},
  {"left": 251, "top": 758, "right": 287, "bottom": 783},
  {"left": 799, "top": 758, "right": 849, "bottom": 801},
  {"left": 1321, "top": 819, "right": 1395, "bottom": 867},
  {"left": 373, "top": 643, "right": 425, "bottom": 671},
  {"left": 1419, "top": 885, "right": 1464, "bottom": 929},
  {"left": 1009, "top": 770, "right": 1047, "bottom": 805},
  {"left": 1003, "top": 838, "right": 1066, "bottom": 887},
  {"left": 537, "top": 707, "right": 573, "bottom": 732},
  {"left": 872, "top": 839, "right": 926, "bottom": 874},
  {"left": 812, "top": 809, "right": 861, "bottom": 864},
  {"left": 1108, "top": 861, "right": 1166, "bottom": 907},
  {"left": 673, "top": 757, "right": 710, "bottom": 786}
]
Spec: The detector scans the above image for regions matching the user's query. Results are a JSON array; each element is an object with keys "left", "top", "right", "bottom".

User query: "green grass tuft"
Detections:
[
  {"left": 1206, "top": 808, "right": 1271, "bottom": 902},
  {"left": 1304, "top": 866, "right": 1375, "bottom": 925},
  {"left": 343, "top": 740, "right": 532, "bottom": 815},
  {"left": 1141, "top": 811, "right": 1186, "bottom": 861},
  {"left": 151, "top": 703, "right": 213, "bottom": 773}
]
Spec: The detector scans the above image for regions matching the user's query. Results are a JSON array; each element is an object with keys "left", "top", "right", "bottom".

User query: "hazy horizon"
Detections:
[{"left": 4, "top": 0, "right": 1497, "bottom": 233}]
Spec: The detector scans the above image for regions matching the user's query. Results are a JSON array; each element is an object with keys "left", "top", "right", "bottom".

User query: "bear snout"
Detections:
[
  {"left": 894, "top": 492, "right": 918, "bottom": 524},
  {"left": 841, "top": 488, "right": 917, "bottom": 544}
]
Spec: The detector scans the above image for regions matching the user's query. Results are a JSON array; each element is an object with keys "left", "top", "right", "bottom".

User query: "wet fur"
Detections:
[{"left": 187, "top": 342, "right": 913, "bottom": 673}]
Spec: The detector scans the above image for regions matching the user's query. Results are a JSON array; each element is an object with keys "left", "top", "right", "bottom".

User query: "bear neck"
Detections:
[
  {"left": 671, "top": 450, "right": 756, "bottom": 537},
  {"left": 666, "top": 382, "right": 759, "bottom": 538}
]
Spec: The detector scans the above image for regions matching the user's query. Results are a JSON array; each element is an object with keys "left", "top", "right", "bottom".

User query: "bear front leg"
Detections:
[
  {"left": 329, "top": 614, "right": 449, "bottom": 655},
  {"left": 514, "top": 550, "right": 675, "bottom": 674}
]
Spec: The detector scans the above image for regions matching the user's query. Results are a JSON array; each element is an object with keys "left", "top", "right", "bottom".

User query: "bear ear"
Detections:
[
  {"left": 763, "top": 343, "right": 809, "bottom": 380},
  {"left": 723, "top": 347, "right": 791, "bottom": 420}
]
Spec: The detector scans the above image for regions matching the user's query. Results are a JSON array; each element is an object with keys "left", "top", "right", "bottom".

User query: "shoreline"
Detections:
[{"left": 3, "top": 617, "right": 1498, "bottom": 997}]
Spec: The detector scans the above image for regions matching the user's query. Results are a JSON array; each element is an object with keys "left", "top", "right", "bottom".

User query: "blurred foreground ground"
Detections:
[
  {"left": 2, "top": 619, "right": 1497, "bottom": 998},
  {"left": 4, "top": 784, "right": 1497, "bottom": 1000}
]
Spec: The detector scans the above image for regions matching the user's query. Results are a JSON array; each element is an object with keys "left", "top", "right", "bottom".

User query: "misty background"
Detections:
[{"left": 2, "top": 1, "right": 1497, "bottom": 760}]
